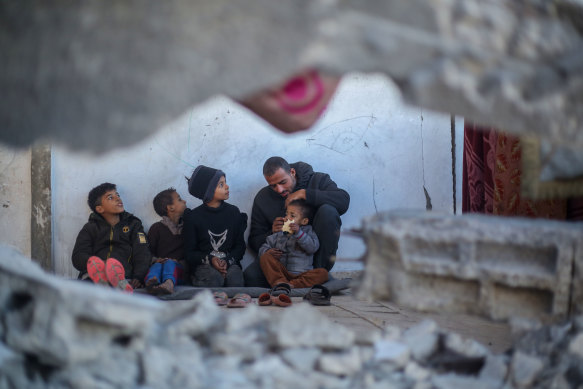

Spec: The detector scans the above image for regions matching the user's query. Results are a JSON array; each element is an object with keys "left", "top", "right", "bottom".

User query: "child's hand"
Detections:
[
  {"left": 289, "top": 222, "right": 300, "bottom": 234},
  {"left": 267, "top": 248, "right": 283, "bottom": 259},
  {"left": 155, "top": 257, "right": 170, "bottom": 264},
  {"left": 211, "top": 257, "right": 227, "bottom": 277},
  {"left": 130, "top": 278, "right": 143, "bottom": 289},
  {"left": 272, "top": 217, "right": 285, "bottom": 233}
]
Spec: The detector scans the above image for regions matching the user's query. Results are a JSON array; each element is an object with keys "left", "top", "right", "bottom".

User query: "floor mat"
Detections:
[{"left": 137, "top": 278, "right": 353, "bottom": 300}]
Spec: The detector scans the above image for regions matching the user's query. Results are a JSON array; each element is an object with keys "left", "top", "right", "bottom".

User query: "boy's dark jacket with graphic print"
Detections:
[
  {"left": 72, "top": 211, "right": 151, "bottom": 280},
  {"left": 183, "top": 202, "right": 247, "bottom": 269}
]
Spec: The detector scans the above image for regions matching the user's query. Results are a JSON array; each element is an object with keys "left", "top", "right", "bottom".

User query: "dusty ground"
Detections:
[{"left": 220, "top": 288, "right": 515, "bottom": 354}]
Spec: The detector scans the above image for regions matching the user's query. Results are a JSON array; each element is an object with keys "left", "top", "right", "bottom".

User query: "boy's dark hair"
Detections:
[
  {"left": 87, "top": 182, "right": 117, "bottom": 212},
  {"left": 288, "top": 199, "right": 314, "bottom": 223},
  {"left": 263, "top": 156, "right": 291, "bottom": 177},
  {"left": 153, "top": 188, "right": 176, "bottom": 217}
]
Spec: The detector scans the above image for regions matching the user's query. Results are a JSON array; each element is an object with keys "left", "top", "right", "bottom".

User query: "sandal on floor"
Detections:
[
  {"left": 271, "top": 293, "right": 292, "bottom": 307},
  {"left": 303, "top": 284, "right": 331, "bottom": 306},
  {"left": 257, "top": 292, "right": 272, "bottom": 306},
  {"left": 270, "top": 283, "right": 292, "bottom": 297},
  {"left": 213, "top": 291, "right": 229, "bottom": 306},
  {"left": 227, "top": 293, "right": 252, "bottom": 308}
]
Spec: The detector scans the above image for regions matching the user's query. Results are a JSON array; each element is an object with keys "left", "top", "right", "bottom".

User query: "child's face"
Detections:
[
  {"left": 212, "top": 176, "right": 229, "bottom": 202},
  {"left": 96, "top": 190, "right": 124, "bottom": 215},
  {"left": 168, "top": 191, "right": 187, "bottom": 215},
  {"left": 285, "top": 204, "right": 308, "bottom": 226}
]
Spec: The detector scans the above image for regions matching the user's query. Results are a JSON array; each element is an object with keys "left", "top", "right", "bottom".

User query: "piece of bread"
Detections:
[{"left": 282, "top": 219, "right": 294, "bottom": 233}]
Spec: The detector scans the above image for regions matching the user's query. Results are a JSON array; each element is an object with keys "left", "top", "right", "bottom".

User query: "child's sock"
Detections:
[{"left": 87, "top": 256, "right": 108, "bottom": 285}]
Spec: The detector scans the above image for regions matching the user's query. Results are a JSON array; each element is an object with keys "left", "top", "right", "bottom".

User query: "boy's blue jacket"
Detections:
[{"left": 72, "top": 211, "right": 151, "bottom": 281}]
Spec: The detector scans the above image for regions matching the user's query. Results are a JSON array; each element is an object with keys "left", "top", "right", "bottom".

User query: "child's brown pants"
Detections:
[{"left": 259, "top": 252, "right": 328, "bottom": 289}]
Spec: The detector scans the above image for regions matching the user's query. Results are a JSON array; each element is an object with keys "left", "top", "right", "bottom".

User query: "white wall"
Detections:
[
  {"left": 52, "top": 73, "right": 463, "bottom": 277},
  {"left": 0, "top": 145, "right": 31, "bottom": 257}
]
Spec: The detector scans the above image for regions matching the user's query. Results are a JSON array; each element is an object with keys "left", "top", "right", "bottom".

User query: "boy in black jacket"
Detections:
[
  {"left": 245, "top": 157, "right": 350, "bottom": 287},
  {"left": 184, "top": 165, "right": 246, "bottom": 287},
  {"left": 72, "top": 182, "right": 151, "bottom": 292}
]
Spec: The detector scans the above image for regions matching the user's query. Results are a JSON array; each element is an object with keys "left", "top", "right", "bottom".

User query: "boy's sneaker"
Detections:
[
  {"left": 105, "top": 257, "right": 134, "bottom": 294},
  {"left": 87, "top": 256, "right": 108, "bottom": 285}
]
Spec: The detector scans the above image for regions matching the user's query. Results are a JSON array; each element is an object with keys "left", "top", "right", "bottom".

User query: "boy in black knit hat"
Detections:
[{"left": 183, "top": 165, "right": 247, "bottom": 287}]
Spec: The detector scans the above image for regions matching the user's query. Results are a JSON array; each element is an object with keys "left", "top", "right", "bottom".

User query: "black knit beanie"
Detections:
[{"left": 188, "top": 165, "right": 225, "bottom": 203}]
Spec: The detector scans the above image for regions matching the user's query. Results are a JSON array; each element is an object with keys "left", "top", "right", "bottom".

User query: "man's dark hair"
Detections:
[
  {"left": 263, "top": 156, "right": 291, "bottom": 177},
  {"left": 87, "top": 182, "right": 117, "bottom": 212},
  {"left": 153, "top": 188, "right": 176, "bottom": 217},
  {"left": 288, "top": 199, "right": 314, "bottom": 223}
]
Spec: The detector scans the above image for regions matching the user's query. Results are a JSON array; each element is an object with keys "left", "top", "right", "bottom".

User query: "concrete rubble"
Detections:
[
  {"left": 2, "top": 0, "right": 583, "bottom": 151},
  {"left": 357, "top": 211, "right": 583, "bottom": 321},
  {"left": 1, "top": 245, "right": 583, "bottom": 388}
]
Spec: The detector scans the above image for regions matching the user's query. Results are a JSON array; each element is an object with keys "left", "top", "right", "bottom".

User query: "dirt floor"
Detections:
[{"left": 225, "top": 289, "right": 515, "bottom": 354}]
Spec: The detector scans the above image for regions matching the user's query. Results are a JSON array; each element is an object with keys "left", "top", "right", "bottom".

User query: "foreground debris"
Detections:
[{"left": 0, "top": 246, "right": 582, "bottom": 388}]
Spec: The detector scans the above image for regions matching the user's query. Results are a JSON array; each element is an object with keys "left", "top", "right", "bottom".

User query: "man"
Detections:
[{"left": 244, "top": 156, "right": 350, "bottom": 287}]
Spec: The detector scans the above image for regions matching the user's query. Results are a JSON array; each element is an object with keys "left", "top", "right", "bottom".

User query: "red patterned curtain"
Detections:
[{"left": 462, "top": 123, "right": 582, "bottom": 220}]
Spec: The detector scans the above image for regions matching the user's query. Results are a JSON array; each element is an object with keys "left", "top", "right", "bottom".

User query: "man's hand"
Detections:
[
  {"left": 154, "top": 257, "right": 170, "bottom": 264},
  {"left": 266, "top": 248, "right": 283, "bottom": 259},
  {"left": 130, "top": 278, "right": 143, "bottom": 289},
  {"left": 211, "top": 257, "right": 227, "bottom": 277},
  {"left": 272, "top": 217, "right": 285, "bottom": 233},
  {"left": 284, "top": 189, "right": 306, "bottom": 207}
]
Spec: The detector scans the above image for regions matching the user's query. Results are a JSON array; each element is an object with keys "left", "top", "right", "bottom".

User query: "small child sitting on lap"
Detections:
[
  {"left": 145, "top": 188, "right": 189, "bottom": 295},
  {"left": 259, "top": 199, "right": 328, "bottom": 289},
  {"left": 184, "top": 165, "right": 246, "bottom": 287},
  {"left": 72, "top": 182, "right": 151, "bottom": 293}
]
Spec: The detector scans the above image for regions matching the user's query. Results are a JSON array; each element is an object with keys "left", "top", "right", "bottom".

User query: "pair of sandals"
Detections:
[
  {"left": 213, "top": 292, "right": 252, "bottom": 308},
  {"left": 258, "top": 283, "right": 292, "bottom": 307}
]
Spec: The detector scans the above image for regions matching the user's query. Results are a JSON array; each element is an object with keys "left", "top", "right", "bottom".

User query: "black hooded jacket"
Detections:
[
  {"left": 248, "top": 161, "right": 350, "bottom": 253},
  {"left": 72, "top": 211, "right": 151, "bottom": 281}
]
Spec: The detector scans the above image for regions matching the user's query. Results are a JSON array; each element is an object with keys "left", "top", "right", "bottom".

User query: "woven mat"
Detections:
[{"left": 137, "top": 277, "right": 353, "bottom": 300}]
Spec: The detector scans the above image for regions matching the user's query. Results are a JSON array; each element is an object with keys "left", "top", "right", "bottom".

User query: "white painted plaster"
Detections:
[
  {"left": 0, "top": 145, "right": 32, "bottom": 258},
  {"left": 51, "top": 73, "right": 462, "bottom": 277}
]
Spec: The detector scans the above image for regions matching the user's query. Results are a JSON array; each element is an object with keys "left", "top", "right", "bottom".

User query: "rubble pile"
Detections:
[{"left": 1, "top": 246, "right": 582, "bottom": 388}]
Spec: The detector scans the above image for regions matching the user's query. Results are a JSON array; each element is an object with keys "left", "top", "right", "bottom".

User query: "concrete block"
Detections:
[{"left": 357, "top": 211, "right": 583, "bottom": 321}]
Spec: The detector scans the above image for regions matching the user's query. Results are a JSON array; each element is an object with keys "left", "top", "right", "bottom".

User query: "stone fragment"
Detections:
[
  {"left": 478, "top": 354, "right": 509, "bottom": 386},
  {"left": 568, "top": 333, "right": 583, "bottom": 358},
  {"left": 403, "top": 320, "right": 439, "bottom": 361},
  {"left": 511, "top": 351, "right": 544, "bottom": 388},
  {"left": 271, "top": 304, "right": 355, "bottom": 350},
  {"left": 432, "top": 373, "right": 501, "bottom": 389},
  {"left": 373, "top": 339, "right": 410, "bottom": 367},
  {"left": 405, "top": 361, "right": 431, "bottom": 382},
  {"left": 318, "top": 347, "right": 363, "bottom": 376},
  {"left": 444, "top": 332, "right": 489, "bottom": 358},
  {"left": 281, "top": 347, "right": 321, "bottom": 371}
]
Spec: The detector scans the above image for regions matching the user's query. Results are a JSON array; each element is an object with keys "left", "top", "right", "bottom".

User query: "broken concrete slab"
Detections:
[
  {"left": 356, "top": 211, "right": 583, "bottom": 321},
  {"left": 2, "top": 0, "right": 583, "bottom": 151}
]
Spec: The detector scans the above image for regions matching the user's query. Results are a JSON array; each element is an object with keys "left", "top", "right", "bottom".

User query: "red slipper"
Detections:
[
  {"left": 271, "top": 294, "right": 292, "bottom": 307},
  {"left": 87, "top": 256, "right": 108, "bottom": 285},
  {"left": 257, "top": 292, "right": 272, "bottom": 306},
  {"left": 105, "top": 257, "right": 133, "bottom": 294}
]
